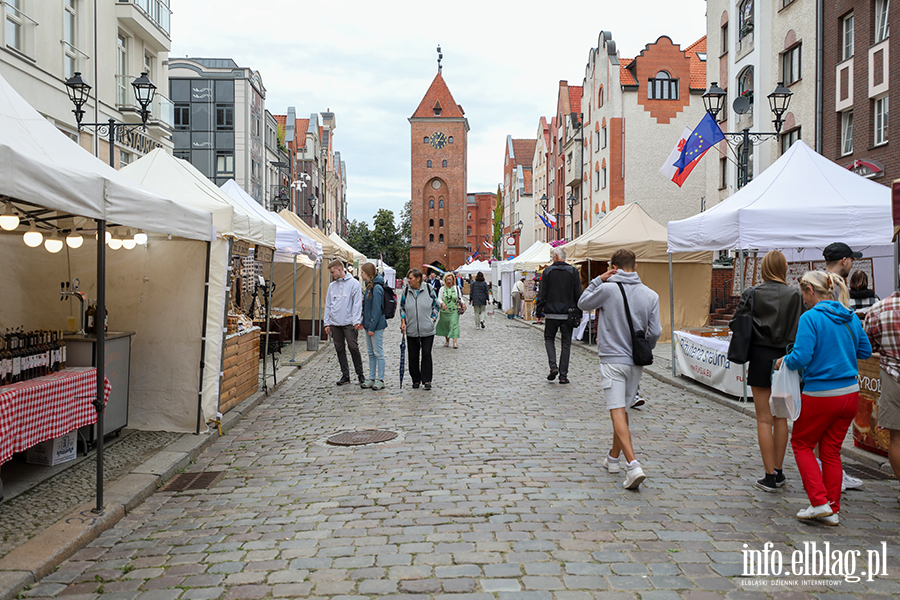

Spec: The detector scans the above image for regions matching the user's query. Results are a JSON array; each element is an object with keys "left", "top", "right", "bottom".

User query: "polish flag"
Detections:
[
  {"left": 659, "top": 127, "right": 701, "bottom": 188},
  {"left": 543, "top": 209, "right": 557, "bottom": 227}
]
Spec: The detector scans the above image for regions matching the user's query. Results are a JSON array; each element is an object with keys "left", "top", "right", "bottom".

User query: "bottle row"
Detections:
[
  {"left": 0, "top": 329, "right": 67, "bottom": 386},
  {"left": 84, "top": 301, "right": 108, "bottom": 334}
]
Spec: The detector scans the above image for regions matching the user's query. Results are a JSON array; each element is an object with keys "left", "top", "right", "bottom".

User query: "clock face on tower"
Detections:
[{"left": 430, "top": 131, "right": 447, "bottom": 149}]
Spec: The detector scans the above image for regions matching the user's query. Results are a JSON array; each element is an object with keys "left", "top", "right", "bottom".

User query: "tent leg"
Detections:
[
  {"left": 738, "top": 249, "right": 748, "bottom": 403},
  {"left": 669, "top": 253, "right": 676, "bottom": 378},
  {"left": 289, "top": 255, "right": 298, "bottom": 364},
  {"left": 308, "top": 262, "right": 320, "bottom": 351},
  {"left": 196, "top": 241, "right": 212, "bottom": 434},
  {"left": 92, "top": 219, "right": 106, "bottom": 514},
  {"left": 217, "top": 240, "right": 234, "bottom": 419},
  {"left": 262, "top": 259, "right": 274, "bottom": 394}
]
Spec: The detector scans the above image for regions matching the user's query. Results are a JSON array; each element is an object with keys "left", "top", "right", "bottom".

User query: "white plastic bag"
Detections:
[{"left": 770, "top": 365, "right": 802, "bottom": 420}]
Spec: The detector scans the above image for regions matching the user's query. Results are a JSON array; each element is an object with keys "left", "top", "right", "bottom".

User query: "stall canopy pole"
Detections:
[
  {"left": 262, "top": 259, "right": 275, "bottom": 393},
  {"left": 196, "top": 241, "right": 212, "bottom": 434},
  {"left": 669, "top": 253, "right": 676, "bottom": 377},
  {"left": 92, "top": 219, "right": 106, "bottom": 514},
  {"left": 291, "top": 255, "right": 297, "bottom": 363},
  {"left": 216, "top": 239, "right": 234, "bottom": 419},
  {"left": 738, "top": 248, "right": 748, "bottom": 403}
]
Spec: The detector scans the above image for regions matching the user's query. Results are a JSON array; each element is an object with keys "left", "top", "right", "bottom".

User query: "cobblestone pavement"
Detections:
[
  {"left": 0, "top": 430, "right": 181, "bottom": 557},
  {"left": 21, "top": 312, "right": 900, "bottom": 599}
]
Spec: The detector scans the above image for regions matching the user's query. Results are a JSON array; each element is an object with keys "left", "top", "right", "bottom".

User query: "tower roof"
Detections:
[{"left": 411, "top": 72, "right": 465, "bottom": 119}]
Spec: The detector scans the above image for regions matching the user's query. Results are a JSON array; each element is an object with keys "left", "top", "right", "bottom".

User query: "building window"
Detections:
[
  {"left": 721, "top": 22, "right": 728, "bottom": 54},
  {"left": 427, "top": 160, "right": 432, "bottom": 168},
  {"left": 216, "top": 153, "right": 234, "bottom": 175},
  {"left": 874, "top": 96, "right": 889, "bottom": 145},
  {"left": 601, "top": 167, "right": 607, "bottom": 189},
  {"left": 117, "top": 33, "right": 128, "bottom": 106},
  {"left": 467, "top": 226, "right": 472, "bottom": 235},
  {"left": 439, "top": 218, "right": 444, "bottom": 227},
  {"left": 429, "top": 218, "right": 434, "bottom": 227},
  {"left": 595, "top": 168, "right": 600, "bottom": 191},
  {"left": 439, "top": 234, "right": 444, "bottom": 242},
  {"left": 595, "top": 130, "right": 600, "bottom": 150},
  {"left": 5, "top": 0, "right": 22, "bottom": 52},
  {"left": 216, "top": 105, "right": 234, "bottom": 130},
  {"left": 174, "top": 150, "right": 190, "bottom": 161},
  {"left": 448, "top": 136, "right": 453, "bottom": 144},
  {"left": 719, "top": 157, "right": 728, "bottom": 189},
  {"left": 598, "top": 87, "right": 604, "bottom": 107},
  {"left": 429, "top": 199, "right": 434, "bottom": 208},
  {"left": 780, "top": 127, "right": 801, "bottom": 154},
  {"left": 841, "top": 110, "right": 854, "bottom": 155},
  {"left": 173, "top": 104, "right": 189, "bottom": 129},
  {"left": 467, "top": 211, "right": 472, "bottom": 220},
  {"left": 782, "top": 45, "right": 801, "bottom": 85},
  {"left": 423, "top": 136, "right": 429, "bottom": 144},
  {"left": 602, "top": 126, "right": 607, "bottom": 148},
  {"left": 442, "top": 160, "right": 447, "bottom": 167},
  {"left": 119, "top": 150, "right": 130, "bottom": 167},
  {"left": 875, "top": 0, "right": 890, "bottom": 43},
  {"left": 429, "top": 234, "right": 434, "bottom": 242},
  {"left": 736, "top": 142, "right": 753, "bottom": 187},
  {"left": 63, "top": 0, "right": 77, "bottom": 78},
  {"left": 143, "top": 51, "right": 153, "bottom": 81},
  {"left": 842, "top": 13, "right": 854, "bottom": 60},
  {"left": 739, "top": 0, "right": 754, "bottom": 38},
  {"left": 648, "top": 71, "right": 678, "bottom": 100},
  {"left": 738, "top": 66, "right": 754, "bottom": 104},
  {"left": 439, "top": 199, "right": 444, "bottom": 208}
]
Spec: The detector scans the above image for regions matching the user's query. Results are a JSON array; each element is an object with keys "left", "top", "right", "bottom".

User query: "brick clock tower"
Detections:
[{"left": 409, "top": 61, "right": 469, "bottom": 271}]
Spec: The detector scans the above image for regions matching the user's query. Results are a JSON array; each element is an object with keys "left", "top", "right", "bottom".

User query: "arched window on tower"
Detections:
[
  {"left": 467, "top": 226, "right": 472, "bottom": 235},
  {"left": 439, "top": 234, "right": 444, "bottom": 242},
  {"left": 429, "top": 233, "right": 434, "bottom": 242},
  {"left": 429, "top": 199, "right": 434, "bottom": 209},
  {"left": 427, "top": 160, "right": 432, "bottom": 168},
  {"left": 429, "top": 218, "right": 434, "bottom": 227},
  {"left": 442, "top": 160, "right": 447, "bottom": 167},
  {"left": 439, "top": 199, "right": 444, "bottom": 208},
  {"left": 439, "top": 218, "right": 444, "bottom": 227}
]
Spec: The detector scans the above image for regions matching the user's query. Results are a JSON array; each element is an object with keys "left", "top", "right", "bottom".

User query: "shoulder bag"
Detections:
[
  {"left": 727, "top": 287, "right": 755, "bottom": 364},
  {"left": 566, "top": 267, "right": 583, "bottom": 327},
  {"left": 456, "top": 286, "right": 467, "bottom": 315},
  {"left": 616, "top": 282, "right": 653, "bottom": 366}
]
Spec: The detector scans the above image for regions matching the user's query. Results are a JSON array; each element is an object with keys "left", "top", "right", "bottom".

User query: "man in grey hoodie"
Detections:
[{"left": 578, "top": 249, "right": 661, "bottom": 490}]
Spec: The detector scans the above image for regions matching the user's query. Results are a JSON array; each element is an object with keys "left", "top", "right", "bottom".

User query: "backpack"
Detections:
[{"left": 381, "top": 282, "right": 397, "bottom": 319}]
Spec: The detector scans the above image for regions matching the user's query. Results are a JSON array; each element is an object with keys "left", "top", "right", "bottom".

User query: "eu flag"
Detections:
[{"left": 673, "top": 112, "right": 725, "bottom": 174}]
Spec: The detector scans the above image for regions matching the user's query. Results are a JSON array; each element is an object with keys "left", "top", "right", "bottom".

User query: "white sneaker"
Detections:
[
  {"left": 842, "top": 470, "right": 863, "bottom": 491},
  {"left": 796, "top": 504, "right": 833, "bottom": 520},
  {"left": 603, "top": 455, "right": 620, "bottom": 474},
  {"left": 624, "top": 462, "right": 646, "bottom": 489},
  {"left": 816, "top": 513, "right": 840, "bottom": 526}
]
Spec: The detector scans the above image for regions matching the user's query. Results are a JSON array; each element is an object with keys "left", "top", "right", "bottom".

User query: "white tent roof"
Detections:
[
  {"left": 512, "top": 241, "right": 554, "bottom": 271},
  {"left": 328, "top": 232, "right": 366, "bottom": 262},
  {"left": 220, "top": 179, "right": 321, "bottom": 260},
  {"left": 122, "top": 149, "right": 276, "bottom": 247},
  {"left": 457, "top": 260, "right": 492, "bottom": 274},
  {"left": 497, "top": 241, "right": 541, "bottom": 273},
  {"left": 0, "top": 71, "right": 213, "bottom": 241},
  {"left": 667, "top": 140, "right": 894, "bottom": 252}
]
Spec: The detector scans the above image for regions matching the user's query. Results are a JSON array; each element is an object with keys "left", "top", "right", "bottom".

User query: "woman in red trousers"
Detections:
[{"left": 776, "top": 271, "right": 871, "bottom": 525}]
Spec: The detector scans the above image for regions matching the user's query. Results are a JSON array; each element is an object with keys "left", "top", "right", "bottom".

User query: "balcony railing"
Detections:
[
  {"left": 115, "top": 74, "right": 173, "bottom": 128},
  {"left": 131, "top": 0, "right": 170, "bottom": 35}
]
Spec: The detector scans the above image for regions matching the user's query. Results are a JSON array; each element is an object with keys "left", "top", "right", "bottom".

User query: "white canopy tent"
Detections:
[
  {"left": 121, "top": 150, "right": 276, "bottom": 431},
  {"left": 457, "top": 260, "right": 493, "bottom": 276},
  {"left": 512, "top": 241, "right": 554, "bottom": 271},
  {"left": 328, "top": 232, "right": 366, "bottom": 266}
]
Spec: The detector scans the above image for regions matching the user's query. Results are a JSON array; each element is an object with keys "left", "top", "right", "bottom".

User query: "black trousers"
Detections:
[
  {"left": 544, "top": 318, "right": 573, "bottom": 377},
  {"left": 407, "top": 335, "right": 434, "bottom": 384},
  {"left": 331, "top": 324, "right": 364, "bottom": 380}
]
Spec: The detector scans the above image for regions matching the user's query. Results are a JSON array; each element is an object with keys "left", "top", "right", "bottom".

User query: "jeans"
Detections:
[
  {"left": 331, "top": 325, "right": 364, "bottom": 380},
  {"left": 407, "top": 335, "right": 434, "bottom": 384},
  {"left": 544, "top": 317, "right": 573, "bottom": 377},
  {"left": 365, "top": 329, "right": 385, "bottom": 381},
  {"left": 473, "top": 305, "right": 486, "bottom": 325}
]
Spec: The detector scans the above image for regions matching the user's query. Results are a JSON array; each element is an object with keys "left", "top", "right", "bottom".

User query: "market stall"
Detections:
[
  {"left": 329, "top": 232, "right": 366, "bottom": 273},
  {"left": 0, "top": 71, "right": 214, "bottom": 501},
  {"left": 667, "top": 140, "right": 893, "bottom": 434},
  {"left": 565, "top": 202, "right": 713, "bottom": 340},
  {"left": 121, "top": 149, "right": 276, "bottom": 426}
]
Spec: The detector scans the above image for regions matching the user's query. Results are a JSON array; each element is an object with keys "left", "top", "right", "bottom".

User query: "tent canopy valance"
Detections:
[
  {"left": 0, "top": 72, "right": 213, "bottom": 241},
  {"left": 278, "top": 210, "right": 347, "bottom": 263},
  {"left": 566, "top": 203, "right": 710, "bottom": 264},
  {"left": 667, "top": 140, "right": 894, "bottom": 252},
  {"left": 328, "top": 232, "right": 365, "bottom": 263},
  {"left": 220, "top": 179, "right": 321, "bottom": 261},
  {"left": 122, "top": 149, "right": 275, "bottom": 248}
]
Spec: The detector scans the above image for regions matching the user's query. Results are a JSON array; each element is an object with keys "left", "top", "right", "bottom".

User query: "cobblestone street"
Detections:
[{"left": 23, "top": 312, "right": 900, "bottom": 599}]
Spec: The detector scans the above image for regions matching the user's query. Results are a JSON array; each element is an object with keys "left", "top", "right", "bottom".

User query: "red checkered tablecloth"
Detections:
[{"left": 0, "top": 368, "right": 111, "bottom": 465}]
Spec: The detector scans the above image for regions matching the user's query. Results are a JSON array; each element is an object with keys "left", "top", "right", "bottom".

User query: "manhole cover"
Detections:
[
  {"left": 160, "top": 471, "right": 224, "bottom": 492},
  {"left": 327, "top": 430, "right": 398, "bottom": 446},
  {"left": 843, "top": 464, "right": 892, "bottom": 480}
]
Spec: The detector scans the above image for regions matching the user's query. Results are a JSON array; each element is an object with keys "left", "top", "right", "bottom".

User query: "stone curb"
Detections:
[
  {"left": 522, "top": 319, "right": 892, "bottom": 472},
  {"left": 0, "top": 343, "right": 328, "bottom": 600}
]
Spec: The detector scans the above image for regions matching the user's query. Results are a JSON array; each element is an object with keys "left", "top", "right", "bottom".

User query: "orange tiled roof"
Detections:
[
  {"left": 274, "top": 114, "right": 286, "bottom": 128},
  {"left": 619, "top": 59, "right": 636, "bottom": 85},
  {"left": 686, "top": 36, "right": 707, "bottom": 89},
  {"left": 523, "top": 168, "right": 533, "bottom": 195},
  {"left": 411, "top": 72, "right": 465, "bottom": 119},
  {"left": 295, "top": 118, "right": 309, "bottom": 148},
  {"left": 568, "top": 86, "right": 583, "bottom": 116},
  {"left": 511, "top": 139, "right": 536, "bottom": 166}
]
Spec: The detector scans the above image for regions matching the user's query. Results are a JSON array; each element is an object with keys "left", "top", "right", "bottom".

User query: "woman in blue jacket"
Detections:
[
  {"left": 776, "top": 271, "right": 872, "bottom": 525},
  {"left": 361, "top": 263, "right": 387, "bottom": 390}
]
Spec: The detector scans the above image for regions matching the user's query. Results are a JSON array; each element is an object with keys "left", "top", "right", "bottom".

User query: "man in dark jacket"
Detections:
[{"left": 535, "top": 246, "right": 582, "bottom": 384}]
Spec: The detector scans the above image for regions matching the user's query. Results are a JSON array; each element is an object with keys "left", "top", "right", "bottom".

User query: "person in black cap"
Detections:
[{"left": 824, "top": 242, "right": 862, "bottom": 279}]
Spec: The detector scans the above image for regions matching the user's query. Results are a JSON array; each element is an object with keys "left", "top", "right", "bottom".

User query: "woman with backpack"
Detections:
[
  {"left": 361, "top": 263, "right": 387, "bottom": 390},
  {"left": 469, "top": 272, "right": 489, "bottom": 329},
  {"left": 400, "top": 268, "right": 440, "bottom": 390},
  {"left": 436, "top": 272, "right": 463, "bottom": 348}
]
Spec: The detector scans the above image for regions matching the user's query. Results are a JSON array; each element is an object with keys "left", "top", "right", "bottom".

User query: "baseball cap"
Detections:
[{"left": 823, "top": 242, "right": 863, "bottom": 261}]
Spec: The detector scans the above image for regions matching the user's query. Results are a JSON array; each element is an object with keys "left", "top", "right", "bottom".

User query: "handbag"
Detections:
[
  {"left": 616, "top": 283, "right": 653, "bottom": 366},
  {"left": 566, "top": 307, "right": 583, "bottom": 328},
  {"left": 727, "top": 287, "right": 756, "bottom": 364},
  {"left": 456, "top": 286, "right": 467, "bottom": 314},
  {"left": 770, "top": 364, "right": 802, "bottom": 420}
]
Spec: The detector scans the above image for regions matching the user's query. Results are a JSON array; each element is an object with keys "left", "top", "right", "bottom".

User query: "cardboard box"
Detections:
[{"left": 26, "top": 430, "right": 78, "bottom": 466}]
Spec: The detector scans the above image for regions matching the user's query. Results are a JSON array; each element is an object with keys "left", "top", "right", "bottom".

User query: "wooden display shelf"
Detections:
[{"left": 220, "top": 328, "right": 260, "bottom": 415}]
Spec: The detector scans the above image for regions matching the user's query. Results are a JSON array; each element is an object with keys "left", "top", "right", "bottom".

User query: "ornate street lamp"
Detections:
[{"left": 567, "top": 193, "right": 577, "bottom": 240}]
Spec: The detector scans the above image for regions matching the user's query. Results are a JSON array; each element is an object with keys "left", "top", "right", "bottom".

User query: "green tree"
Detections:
[
  {"left": 347, "top": 220, "right": 372, "bottom": 258},
  {"left": 394, "top": 200, "right": 411, "bottom": 277},
  {"left": 492, "top": 186, "right": 503, "bottom": 259}
]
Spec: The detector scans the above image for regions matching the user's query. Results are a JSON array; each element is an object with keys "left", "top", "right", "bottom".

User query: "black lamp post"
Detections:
[
  {"left": 65, "top": 70, "right": 156, "bottom": 515},
  {"left": 514, "top": 219, "right": 523, "bottom": 254},
  {"left": 540, "top": 193, "right": 565, "bottom": 240},
  {"left": 566, "top": 193, "right": 577, "bottom": 240},
  {"left": 702, "top": 81, "right": 793, "bottom": 189},
  {"left": 326, "top": 218, "right": 332, "bottom": 235},
  {"left": 343, "top": 218, "right": 351, "bottom": 238},
  {"left": 269, "top": 160, "right": 291, "bottom": 211}
]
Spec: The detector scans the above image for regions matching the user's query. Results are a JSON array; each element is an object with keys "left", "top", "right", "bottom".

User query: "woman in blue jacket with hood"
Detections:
[
  {"left": 776, "top": 271, "right": 871, "bottom": 526},
  {"left": 361, "top": 263, "right": 387, "bottom": 390}
]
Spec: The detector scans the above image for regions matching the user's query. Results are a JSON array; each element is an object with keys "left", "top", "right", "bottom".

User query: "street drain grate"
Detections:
[
  {"left": 160, "top": 471, "right": 224, "bottom": 492},
  {"left": 843, "top": 464, "right": 893, "bottom": 480},
  {"left": 327, "top": 430, "right": 398, "bottom": 446}
]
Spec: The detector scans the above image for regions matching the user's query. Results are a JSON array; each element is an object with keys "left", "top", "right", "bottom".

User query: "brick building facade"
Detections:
[
  {"left": 466, "top": 192, "right": 495, "bottom": 259},
  {"left": 409, "top": 72, "right": 469, "bottom": 270},
  {"left": 823, "top": 0, "right": 895, "bottom": 185}
]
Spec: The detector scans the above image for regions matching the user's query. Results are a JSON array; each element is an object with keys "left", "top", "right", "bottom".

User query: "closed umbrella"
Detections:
[{"left": 399, "top": 333, "right": 407, "bottom": 388}]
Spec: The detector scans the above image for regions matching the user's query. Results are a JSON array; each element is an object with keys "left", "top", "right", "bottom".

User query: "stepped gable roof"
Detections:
[
  {"left": 511, "top": 139, "right": 536, "bottom": 165},
  {"left": 411, "top": 72, "right": 465, "bottom": 119}
]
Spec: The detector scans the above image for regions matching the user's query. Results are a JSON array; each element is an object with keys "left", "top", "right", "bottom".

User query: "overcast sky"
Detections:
[{"left": 172, "top": 0, "right": 708, "bottom": 225}]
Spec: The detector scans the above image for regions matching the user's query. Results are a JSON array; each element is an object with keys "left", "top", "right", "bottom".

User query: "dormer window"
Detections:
[
  {"left": 433, "top": 101, "right": 442, "bottom": 116},
  {"left": 648, "top": 71, "right": 678, "bottom": 100}
]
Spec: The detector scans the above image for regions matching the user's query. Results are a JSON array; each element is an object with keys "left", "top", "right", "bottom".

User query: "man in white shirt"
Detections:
[
  {"left": 324, "top": 260, "right": 365, "bottom": 386},
  {"left": 512, "top": 277, "right": 525, "bottom": 318}
]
